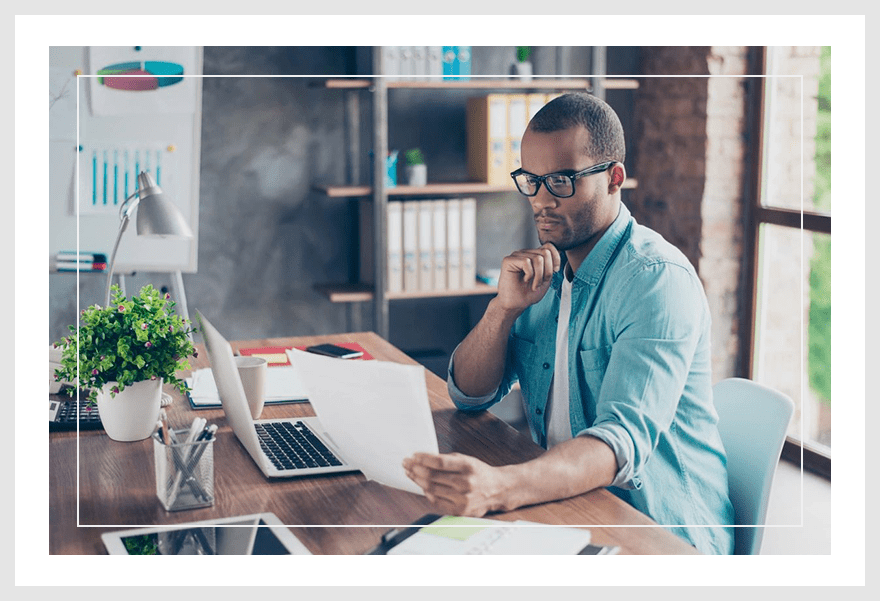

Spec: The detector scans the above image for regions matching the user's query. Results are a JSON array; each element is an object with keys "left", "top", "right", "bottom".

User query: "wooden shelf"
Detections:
[
  {"left": 601, "top": 78, "right": 640, "bottom": 90},
  {"left": 313, "top": 182, "right": 517, "bottom": 198},
  {"left": 318, "top": 78, "right": 639, "bottom": 91},
  {"left": 315, "top": 282, "right": 497, "bottom": 303},
  {"left": 314, "top": 178, "right": 637, "bottom": 198},
  {"left": 320, "top": 78, "right": 593, "bottom": 91}
]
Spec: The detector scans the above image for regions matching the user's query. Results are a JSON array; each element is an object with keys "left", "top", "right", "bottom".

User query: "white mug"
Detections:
[{"left": 234, "top": 355, "right": 268, "bottom": 419}]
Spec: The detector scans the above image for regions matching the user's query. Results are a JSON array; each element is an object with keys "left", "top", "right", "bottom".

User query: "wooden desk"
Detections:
[{"left": 49, "top": 331, "right": 699, "bottom": 555}]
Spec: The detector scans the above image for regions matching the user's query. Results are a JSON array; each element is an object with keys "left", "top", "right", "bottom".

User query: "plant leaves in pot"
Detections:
[
  {"left": 404, "top": 148, "right": 427, "bottom": 187},
  {"left": 52, "top": 284, "right": 198, "bottom": 442}
]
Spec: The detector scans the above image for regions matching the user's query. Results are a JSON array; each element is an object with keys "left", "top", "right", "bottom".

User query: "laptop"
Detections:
[{"left": 196, "top": 310, "right": 358, "bottom": 479}]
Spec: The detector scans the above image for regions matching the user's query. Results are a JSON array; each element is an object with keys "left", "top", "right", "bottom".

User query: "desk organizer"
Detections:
[{"left": 154, "top": 428, "right": 215, "bottom": 511}]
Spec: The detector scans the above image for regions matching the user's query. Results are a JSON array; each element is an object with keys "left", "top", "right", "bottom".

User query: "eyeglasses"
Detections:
[{"left": 510, "top": 161, "right": 616, "bottom": 199}]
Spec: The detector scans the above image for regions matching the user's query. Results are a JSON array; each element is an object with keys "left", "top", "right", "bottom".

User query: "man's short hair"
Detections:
[{"left": 529, "top": 93, "right": 626, "bottom": 164}]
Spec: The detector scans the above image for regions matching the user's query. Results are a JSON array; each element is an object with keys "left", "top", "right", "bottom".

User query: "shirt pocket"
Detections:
[
  {"left": 510, "top": 333, "right": 537, "bottom": 395},
  {"left": 511, "top": 333, "right": 536, "bottom": 371},
  {"left": 577, "top": 344, "right": 612, "bottom": 417}
]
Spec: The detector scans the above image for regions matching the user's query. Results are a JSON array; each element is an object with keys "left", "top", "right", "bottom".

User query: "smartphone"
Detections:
[{"left": 305, "top": 344, "right": 364, "bottom": 359}]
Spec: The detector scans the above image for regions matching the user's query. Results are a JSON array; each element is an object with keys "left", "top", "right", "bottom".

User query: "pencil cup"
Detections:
[{"left": 154, "top": 428, "right": 215, "bottom": 511}]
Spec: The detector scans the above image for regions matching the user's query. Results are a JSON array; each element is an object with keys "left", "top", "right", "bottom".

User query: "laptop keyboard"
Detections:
[{"left": 255, "top": 420, "right": 344, "bottom": 471}]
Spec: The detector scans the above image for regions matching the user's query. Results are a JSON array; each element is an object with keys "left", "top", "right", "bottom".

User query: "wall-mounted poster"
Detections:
[{"left": 88, "top": 46, "right": 200, "bottom": 116}]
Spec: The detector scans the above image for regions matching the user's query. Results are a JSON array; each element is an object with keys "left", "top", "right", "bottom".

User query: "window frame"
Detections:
[{"left": 740, "top": 47, "right": 831, "bottom": 479}]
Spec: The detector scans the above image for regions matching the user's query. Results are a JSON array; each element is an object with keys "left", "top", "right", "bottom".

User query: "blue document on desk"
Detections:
[{"left": 286, "top": 348, "right": 439, "bottom": 495}]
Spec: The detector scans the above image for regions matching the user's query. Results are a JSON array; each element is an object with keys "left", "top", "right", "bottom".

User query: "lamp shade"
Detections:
[{"left": 133, "top": 172, "right": 193, "bottom": 238}]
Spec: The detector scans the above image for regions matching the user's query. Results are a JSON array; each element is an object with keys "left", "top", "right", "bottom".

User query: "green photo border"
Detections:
[{"left": 24, "top": 16, "right": 865, "bottom": 585}]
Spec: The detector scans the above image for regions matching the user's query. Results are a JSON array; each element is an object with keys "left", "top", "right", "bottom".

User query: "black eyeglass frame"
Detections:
[{"left": 510, "top": 161, "right": 617, "bottom": 198}]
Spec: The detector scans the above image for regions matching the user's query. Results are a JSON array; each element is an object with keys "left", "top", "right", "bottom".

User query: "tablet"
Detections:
[{"left": 101, "top": 513, "right": 311, "bottom": 555}]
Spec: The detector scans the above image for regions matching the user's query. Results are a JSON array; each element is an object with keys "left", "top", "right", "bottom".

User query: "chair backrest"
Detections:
[{"left": 712, "top": 377, "right": 795, "bottom": 555}]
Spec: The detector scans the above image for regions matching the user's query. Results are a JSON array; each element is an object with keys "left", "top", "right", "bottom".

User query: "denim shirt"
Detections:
[{"left": 448, "top": 203, "right": 735, "bottom": 555}]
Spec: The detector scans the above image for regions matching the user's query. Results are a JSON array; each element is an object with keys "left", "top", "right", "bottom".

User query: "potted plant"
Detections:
[
  {"left": 404, "top": 147, "right": 427, "bottom": 186},
  {"left": 512, "top": 46, "right": 533, "bottom": 81},
  {"left": 53, "top": 284, "right": 197, "bottom": 442}
]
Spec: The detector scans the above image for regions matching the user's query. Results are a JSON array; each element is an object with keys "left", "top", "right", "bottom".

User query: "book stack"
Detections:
[
  {"left": 377, "top": 46, "right": 470, "bottom": 81},
  {"left": 53, "top": 251, "right": 108, "bottom": 272},
  {"left": 467, "top": 93, "right": 562, "bottom": 186},
  {"left": 360, "top": 198, "right": 478, "bottom": 294}
]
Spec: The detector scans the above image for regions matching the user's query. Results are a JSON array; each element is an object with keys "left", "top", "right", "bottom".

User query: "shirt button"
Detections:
[
  {"left": 543, "top": 362, "right": 550, "bottom": 369},
  {"left": 536, "top": 408, "right": 543, "bottom": 415}
]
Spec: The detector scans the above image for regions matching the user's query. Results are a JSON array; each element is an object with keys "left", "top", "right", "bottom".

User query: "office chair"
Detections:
[{"left": 713, "top": 377, "right": 795, "bottom": 555}]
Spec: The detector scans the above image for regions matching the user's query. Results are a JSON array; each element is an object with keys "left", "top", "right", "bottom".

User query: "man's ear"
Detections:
[{"left": 608, "top": 163, "right": 626, "bottom": 193}]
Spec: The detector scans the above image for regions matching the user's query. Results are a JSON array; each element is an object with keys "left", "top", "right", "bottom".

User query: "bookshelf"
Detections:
[{"left": 315, "top": 49, "right": 639, "bottom": 339}]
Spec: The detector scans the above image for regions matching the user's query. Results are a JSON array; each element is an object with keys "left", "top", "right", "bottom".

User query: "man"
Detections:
[{"left": 403, "top": 92, "right": 735, "bottom": 555}]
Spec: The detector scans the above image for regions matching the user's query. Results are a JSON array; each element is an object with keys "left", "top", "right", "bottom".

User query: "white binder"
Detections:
[
  {"left": 426, "top": 46, "right": 443, "bottom": 78},
  {"left": 446, "top": 198, "right": 463, "bottom": 290},
  {"left": 417, "top": 200, "right": 434, "bottom": 291},
  {"left": 461, "top": 198, "right": 477, "bottom": 288},
  {"left": 387, "top": 201, "right": 404, "bottom": 293},
  {"left": 358, "top": 200, "right": 404, "bottom": 293},
  {"left": 399, "top": 46, "right": 416, "bottom": 80},
  {"left": 411, "top": 46, "right": 427, "bottom": 80},
  {"left": 402, "top": 202, "right": 419, "bottom": 291},
  {"left": 431, "top": 199, "right": 448, "bottom": 290},
  {"left": 384, "top": 46, "right": 403, "bottom": 81}
]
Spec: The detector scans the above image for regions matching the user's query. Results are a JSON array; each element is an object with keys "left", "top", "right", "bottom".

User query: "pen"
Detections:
[
  {"left": 167, "top": 417, "right": 206, "bottom": 506},
  {"left": 196, "top": 423, "right": 217, "bottom": 442},
  {"left": 158, "top": 411, "right": 171, "bottom": 445}
]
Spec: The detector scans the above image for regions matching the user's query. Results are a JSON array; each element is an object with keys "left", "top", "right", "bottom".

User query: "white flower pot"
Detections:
[
  {"left": 512, "top": 61, "right": 533, "bottom": 81},
  {"left": 97, "top": 379, "right": 163, "bottom": 442},
  {"left": 406, "top": 164, "right": 427, "bottom": 187}
]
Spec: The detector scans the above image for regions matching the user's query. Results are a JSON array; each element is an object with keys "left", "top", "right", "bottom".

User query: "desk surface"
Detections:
[{"left": 49, "top": 331, "right": 698, "bottom": 555}]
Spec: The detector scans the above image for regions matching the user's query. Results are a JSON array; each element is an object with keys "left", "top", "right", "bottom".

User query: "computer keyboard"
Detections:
[
  {"left": 255, "top": 421, "right": 343, "bottom": 471},
  {"left": 49, "top": 398, "right": 103, "bottom": 431}
]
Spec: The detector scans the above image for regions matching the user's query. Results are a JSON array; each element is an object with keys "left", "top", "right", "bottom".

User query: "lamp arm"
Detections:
[{"left": 103, "top": 192, "right": 140, "bottom": 307}]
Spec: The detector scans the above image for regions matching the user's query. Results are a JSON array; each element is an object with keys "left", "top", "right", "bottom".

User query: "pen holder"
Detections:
[{"left": 154, "top": 428, "right": 215, "bottom": 511}]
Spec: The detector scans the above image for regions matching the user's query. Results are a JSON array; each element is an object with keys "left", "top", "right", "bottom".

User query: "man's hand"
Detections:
[
  {"left": 403, "top": 452, "right": 512, "bottom": 517},
  {"left": 403, "top": 437, "right": 618, "bottom": 518},
  {"left": 495, "top": 242, "right": 562, "bottom": 315}
]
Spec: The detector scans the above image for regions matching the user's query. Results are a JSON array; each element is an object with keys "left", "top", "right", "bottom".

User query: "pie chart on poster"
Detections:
[{"left": 97, "top": 61, "right": 185, "bottom": 91}]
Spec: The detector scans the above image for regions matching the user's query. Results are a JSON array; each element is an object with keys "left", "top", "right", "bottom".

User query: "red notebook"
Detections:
[{"left": 238, "top": 342, "right": 374, "bottom": 366}]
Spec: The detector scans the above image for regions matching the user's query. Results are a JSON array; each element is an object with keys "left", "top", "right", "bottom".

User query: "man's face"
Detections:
[{"left": 520, "top": 126, "right": 620, "bottom": 259}]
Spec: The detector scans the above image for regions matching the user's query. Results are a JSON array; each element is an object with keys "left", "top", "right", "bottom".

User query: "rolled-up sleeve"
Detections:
[
  {"left": 575, "top": 262, "right": 707, "bottom": 490},
  {"left": 447, "top": 341, "right": 517, "bottom": 412}
]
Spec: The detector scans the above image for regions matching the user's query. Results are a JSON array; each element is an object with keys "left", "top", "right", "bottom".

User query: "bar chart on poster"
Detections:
[{"left": 49, "top": 46, "right": 203, "bottom": 274}]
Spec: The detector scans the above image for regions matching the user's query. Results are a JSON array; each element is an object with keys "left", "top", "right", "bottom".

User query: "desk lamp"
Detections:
[{"left": 104, "top": 171, "right": 193, "bottom": 307}]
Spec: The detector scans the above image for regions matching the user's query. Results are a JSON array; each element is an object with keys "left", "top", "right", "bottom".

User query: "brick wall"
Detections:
[{"left": 630, "top": 46, "right": 749, "bottom": 381}]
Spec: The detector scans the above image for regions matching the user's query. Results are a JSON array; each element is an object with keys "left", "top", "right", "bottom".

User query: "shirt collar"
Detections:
[{"left": 552, "top": 202, "right": 632, "bottom": 290}]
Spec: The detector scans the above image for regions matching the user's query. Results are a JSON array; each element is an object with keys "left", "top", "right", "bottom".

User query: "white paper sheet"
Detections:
[
  {"left": 187, "top": 366, "right": 308, "bottom": 406},
  {"left": 386, "top": 517, "right": 592, "bottom": 555},
  {"left": 286, "top": 349, "right": 439, "bottom": 495}
]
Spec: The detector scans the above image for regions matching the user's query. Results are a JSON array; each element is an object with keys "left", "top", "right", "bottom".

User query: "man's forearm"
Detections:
[
  {"left": 493, "top": 435, "right": 618, "bottom": 512},
  {"left": 452, "top": 298, "right": 522, "bottom": 397}
]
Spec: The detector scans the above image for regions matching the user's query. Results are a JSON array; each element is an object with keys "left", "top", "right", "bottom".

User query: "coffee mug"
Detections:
[{"left": 234, "top": 355, "right": 268, "bottom": 419}]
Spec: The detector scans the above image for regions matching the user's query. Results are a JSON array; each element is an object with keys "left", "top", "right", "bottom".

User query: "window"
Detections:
[{"left": 745, "top": 46, "right": 831, "bottom": 476}]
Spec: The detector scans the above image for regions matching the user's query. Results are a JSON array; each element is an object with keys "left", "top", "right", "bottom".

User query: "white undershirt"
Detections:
[{"left": 545, "top": 269, "right": 573, "bottom": 448}]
